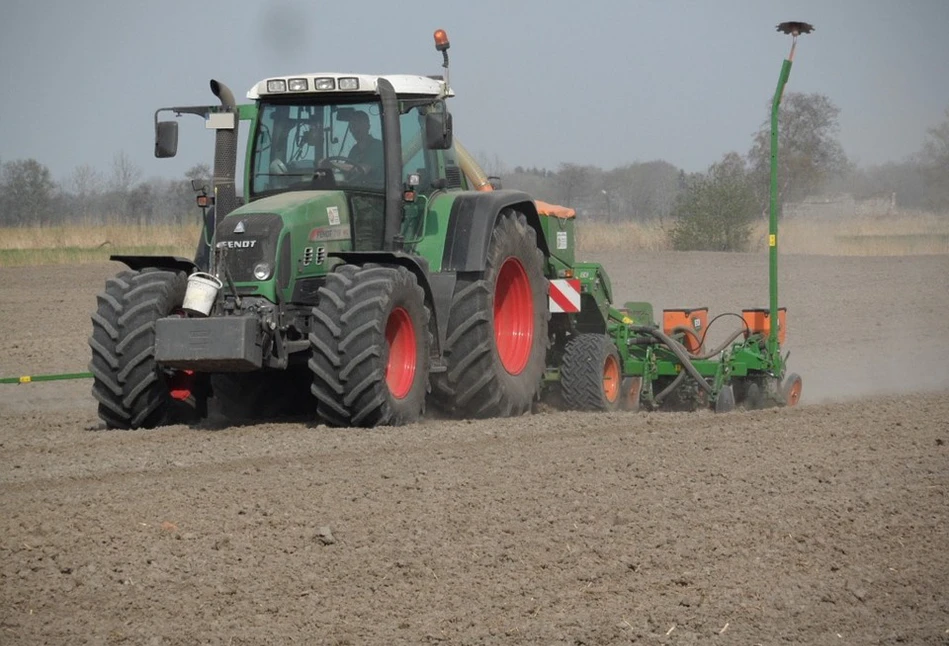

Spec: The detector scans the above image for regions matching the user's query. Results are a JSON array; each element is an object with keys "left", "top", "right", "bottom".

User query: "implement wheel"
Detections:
[
  {"left": 434, "top": 209, "right": 549, "bottom": 418},
  {"left": 714, "top": 384, "right": 736, "bottom": 413},
  {"left": 620, "top": 376, "right": 642, "bottom": 412},
  {"left": 88, "top": 268, "right": 205, "bottom": 429},
  {"left": 561, "top": 334, "right": 623, "bottom": 412},
  {"left": 309, "top": 264, "right": 430, "bottom": 427},
  {"left": 780, "top": 373, "right": 803, "bottom": 407}
]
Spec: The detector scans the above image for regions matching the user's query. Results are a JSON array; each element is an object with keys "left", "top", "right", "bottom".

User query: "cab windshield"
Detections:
[{"left": 250, "top": 101, "right": 384, "bottom": 197}]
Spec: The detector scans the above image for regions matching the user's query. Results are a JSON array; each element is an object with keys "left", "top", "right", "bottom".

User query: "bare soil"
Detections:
[{"left": 1, "top": 253, "right": 948, "bottom": 645}]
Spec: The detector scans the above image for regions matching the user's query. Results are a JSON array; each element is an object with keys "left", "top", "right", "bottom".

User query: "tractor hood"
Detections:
[{"left": 215, "top": 191, "right": 354, "bottom": 297}]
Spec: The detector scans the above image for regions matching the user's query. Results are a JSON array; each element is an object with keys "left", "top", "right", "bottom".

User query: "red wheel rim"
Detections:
[
  {"left": 786, "top": 377, "right": 802, "bottom": 406},
  {"left": 603, "top": 354, "right": 620, "bottom": 403},
  {"left": 494, "top": 258, "right": 534, "bottom": 375},
  {"left": 385, "top": 307, "right": 416, "bottom": 399},
  {"left": 168, "top": 369, "right": 195, "bottom": 401}
]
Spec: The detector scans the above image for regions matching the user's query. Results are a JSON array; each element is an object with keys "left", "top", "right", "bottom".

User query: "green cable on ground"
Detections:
[{"left": 0, "top": 372, "right": 94, "bottom": 385}]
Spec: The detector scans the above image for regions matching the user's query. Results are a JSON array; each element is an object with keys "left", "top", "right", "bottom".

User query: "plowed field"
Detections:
[{"left": 1, "top": 252, "right": 947, "bottom": 645}]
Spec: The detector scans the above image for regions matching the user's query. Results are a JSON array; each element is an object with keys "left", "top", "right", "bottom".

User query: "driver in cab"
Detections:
[{"left": 322, "top": 110, "right": 383, "bottom": 180}]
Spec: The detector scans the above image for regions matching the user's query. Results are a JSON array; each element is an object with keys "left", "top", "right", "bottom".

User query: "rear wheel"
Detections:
[
  {"left": 561, "top": 334, "right": 622, "bottom": 412},
  {"left": 434, "top": 210, "right": 549, "bottom": 418},
  {"left": 780, "top": 372, "right": 803, "bottom": 407},
  {"left": 309, "top": 264, "right": 430, "bottom": 427},
  {"left": 88, "top": 268, "right": 205, "bottom": 429}
]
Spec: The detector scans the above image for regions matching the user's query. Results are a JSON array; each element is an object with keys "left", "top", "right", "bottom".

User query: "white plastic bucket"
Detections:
[{"left": 182, "top": 272, "right": 223, "bottom": 316}]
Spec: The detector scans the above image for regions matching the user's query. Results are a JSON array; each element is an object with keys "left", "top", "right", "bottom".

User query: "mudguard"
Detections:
[
  {"left": 441, "top": 190, "right": 549, "bottom": 273},
  {"left": 110, "top": 255, "right": 197, "bottom": 275}
]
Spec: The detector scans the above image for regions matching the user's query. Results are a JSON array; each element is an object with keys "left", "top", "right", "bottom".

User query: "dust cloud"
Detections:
[{"left": 592, "top": 250, "right": 949, "bottom": 404}]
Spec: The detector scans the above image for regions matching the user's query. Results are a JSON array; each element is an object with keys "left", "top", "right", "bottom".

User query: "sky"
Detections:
[{"left": 2, "top": 0, "right": 948, "bottom": 186}]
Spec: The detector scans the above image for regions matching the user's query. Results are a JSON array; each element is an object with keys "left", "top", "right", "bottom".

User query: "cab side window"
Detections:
[{"left": 400, "top": 106, "right": 435, "bottom": 193}]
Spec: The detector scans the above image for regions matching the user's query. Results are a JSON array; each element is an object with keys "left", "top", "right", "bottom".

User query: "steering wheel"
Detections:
[{"left": 320, "top": 156, "right": 365, "bottom": 178}]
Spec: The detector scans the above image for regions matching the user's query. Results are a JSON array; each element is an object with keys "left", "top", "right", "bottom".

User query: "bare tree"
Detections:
[
  {"left": 920, "top": 106, "right": 949, "bottom": 210},
  {"left": 748, "top": 92, "right": 850, "bottom": 211},
  {"left": 69, "top": 164, "right": 104, "bottom": 219},
  {"left": 105, "top": 151, "right": 143, "bottom": 219},
  {"left": 109, "top": 151, "right": 142, "bottom": 194},
  {"left": 185, "top": 163, "right": 212, "bottom": 187},
  {"left": 604, "top": 160, "right": 681, "bottom": 223},
  {"left": 556, "top": 163, "right": 595, "bottom": 213}
]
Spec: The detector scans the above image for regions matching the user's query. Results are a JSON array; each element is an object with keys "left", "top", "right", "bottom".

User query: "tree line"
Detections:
[
  {"left": 1, "top": 94, "right": 947, "bottom": 252},
  {"left": 0, "top": 152, "right": 210, "bottom": 227},
  {"left": 496, "top": 95, "right": 949, "bottom": 250}
]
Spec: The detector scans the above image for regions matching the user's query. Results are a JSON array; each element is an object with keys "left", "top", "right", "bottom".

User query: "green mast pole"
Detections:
[
  {"left": 769, "top": 22, "right": 812, "bottom": 362},
  {"left": 769, "top": 59, "right": 791, "bottom": 356}
]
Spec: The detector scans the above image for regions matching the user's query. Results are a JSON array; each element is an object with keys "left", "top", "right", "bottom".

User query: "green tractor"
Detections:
[
  {"left": 90, "top": 30, "right": 556, "bottom": 428},
  {"left": 89, "top": 27, "right": 804, "bottom": 430}
]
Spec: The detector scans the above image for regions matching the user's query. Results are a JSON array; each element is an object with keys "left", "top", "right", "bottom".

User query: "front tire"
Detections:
[
  {"left": 309, "top": 264, "right": 430, "bottom": 427},
  {"left": 88, "top": 268, "right": 204, "bottom": 429},
  {"left": 434, "top": 209, "right": 549, "bottom": 418}
]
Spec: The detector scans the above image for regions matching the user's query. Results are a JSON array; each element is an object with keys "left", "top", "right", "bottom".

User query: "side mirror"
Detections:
[
  {"left": 425, "top": 111, "right": 453, "bottom": 150},
  {"left": 155, "top": 120, "right": 179, "bottom": 158}
]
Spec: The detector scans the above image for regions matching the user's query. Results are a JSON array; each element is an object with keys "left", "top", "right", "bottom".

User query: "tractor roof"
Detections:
[{"left": 247, "top": 74, "right": 451, "bottom": 100}]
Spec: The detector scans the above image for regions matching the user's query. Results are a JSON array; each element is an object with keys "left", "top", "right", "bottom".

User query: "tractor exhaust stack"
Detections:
[{"left": 209, "top": 79, "right": 240, "bottom": 224}]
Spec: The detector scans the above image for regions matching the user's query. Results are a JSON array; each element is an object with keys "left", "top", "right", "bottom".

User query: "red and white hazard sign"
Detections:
[{"left": 548, "top": 279, "right": 581, "bottom": 313}]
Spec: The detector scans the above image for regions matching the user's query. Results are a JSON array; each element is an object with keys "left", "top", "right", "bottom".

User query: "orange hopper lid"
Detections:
[{"left": 535, "top": 200, "right": 576, "bottom": 219}]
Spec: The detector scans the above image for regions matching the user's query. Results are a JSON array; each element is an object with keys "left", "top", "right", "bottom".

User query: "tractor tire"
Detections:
[
  {"left": 210, "top": 368, "right": 316, "bottom": 422},
  {"left": 88, "top": 268, "right": 204, "bottom": 429},
  {"left": 561, "top": 334, "right": 623, "bottom": 412},
  {"left": 434, "top": 209, "right": 549, "bottom": 418},
  {"left": 309, "top": 264, "right": 430, "bottom": 427}
]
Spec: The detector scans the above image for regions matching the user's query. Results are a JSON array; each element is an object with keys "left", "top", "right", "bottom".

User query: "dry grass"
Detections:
[
  {"left": 578, "top": 210, "right": 949, "bottom": 256},
  {"left": 761, "top": 210, "right": 949, "bottom": 256},
  {"left": 0, "top": 222, "right": 202, "bottom": 267},
  {"left": 0, "top": 223, "right": 201, "bottom": 251},
  {"left": 0, "top": 210, "right": 945, "bottom": 267},
  {"left": 576, "top": 220, "right": 672, "bottom": 253}
]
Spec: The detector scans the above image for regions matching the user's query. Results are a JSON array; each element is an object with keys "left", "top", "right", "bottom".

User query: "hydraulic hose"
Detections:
[
  {"left": 631, "top": 326, "right": 714, "bottom": 395},
  {"left": 693, "top": 329, "right": 745, "bottom": 360},
  {"left": 654, "top": 370, "right": 687, "bottom": 404},
  {"left": 669, "top": 325, "right": 745, "bottom": 360}
]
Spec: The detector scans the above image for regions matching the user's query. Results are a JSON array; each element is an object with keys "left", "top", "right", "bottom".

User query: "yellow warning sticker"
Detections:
[
  {"left": 769, "top": 234, "right": 776, "bottom": 247},
  {"left": 622, "top": 316, "right": 633, "bottom": 324},
  {"left": 19, "top": 376, "right": 31, "bottom": 384}
]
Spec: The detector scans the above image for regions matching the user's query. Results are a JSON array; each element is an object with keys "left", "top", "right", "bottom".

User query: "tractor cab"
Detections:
[
  {"left": 247, "top": 74, "right": 455, "bottom": 200},
  {"left": 238, "top": 74, "right": 458, "bottom": 252}
]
